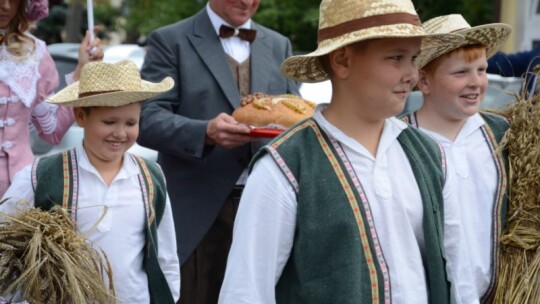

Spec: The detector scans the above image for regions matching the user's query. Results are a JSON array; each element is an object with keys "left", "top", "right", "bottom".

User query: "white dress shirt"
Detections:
[
  {"left": 219, "top": 105, "right": 469, "bottom": 303},
  {"left": 420, "top": 113, "right": 497, "bottom": 301},
  {"left": 207, "top": 3, "right": 252, "bottom": 63},
  {"left": 1, "top": 144, "right": 180, "bottom": 303}
]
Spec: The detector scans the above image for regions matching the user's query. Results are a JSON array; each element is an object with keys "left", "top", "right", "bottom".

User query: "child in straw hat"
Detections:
[
  {"left": 0, "top": 60, "right": 180, "bottom": 303},
  {"left": 402, "top": 14, "right": 512, "bottom": 303},
  {"left": 219, "top": 1, "right": 473, "bottom": 303}
]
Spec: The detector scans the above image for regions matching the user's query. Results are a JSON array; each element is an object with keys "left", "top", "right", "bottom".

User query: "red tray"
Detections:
[{"left": 249, "top": 128, "right": 284, "bottom": 138}]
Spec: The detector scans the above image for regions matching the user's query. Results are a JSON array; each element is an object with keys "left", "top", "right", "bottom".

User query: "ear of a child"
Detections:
[
  {"left": 329, "top": 47, "right": 352, "bottom": 79},
  {"left": 74, "top": 108, "right": 87, "bottom": 127},
  {"left": 417, "top": 70, "right": 431, "bottom": 94}
]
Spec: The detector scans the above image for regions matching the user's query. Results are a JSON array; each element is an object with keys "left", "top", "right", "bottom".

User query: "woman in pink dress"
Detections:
[{"left": 0, "top": 0, "right": 103, "bottom": 196}]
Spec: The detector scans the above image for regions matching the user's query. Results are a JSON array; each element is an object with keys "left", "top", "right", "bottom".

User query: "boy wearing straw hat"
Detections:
[
  {"left": 403, "top": 14, "right": 511, "bottom": 303},
  {"left": 1, "top": 60, "right": 180, "bottom": 304},
  {"left": 219, "top": 1, "right": 473, "bottom": 303}
]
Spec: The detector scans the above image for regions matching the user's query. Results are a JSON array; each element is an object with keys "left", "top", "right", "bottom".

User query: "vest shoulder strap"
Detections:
[
  {"left": 479, "top": 111, "right": 510, "bottom": 144},
  {"left": 131, "top": 155, "right": 167, "bottom": 226},
  {"left": 33, "top": 150, "right": 75, "bottom": 211}
]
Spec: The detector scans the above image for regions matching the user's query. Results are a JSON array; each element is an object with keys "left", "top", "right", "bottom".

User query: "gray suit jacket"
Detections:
[{"left": 138, "top": 9, "right": 299, "bottom": 264}]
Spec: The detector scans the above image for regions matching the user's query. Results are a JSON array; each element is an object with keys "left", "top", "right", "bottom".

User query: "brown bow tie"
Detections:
[
  {"left": 219, "top": 25, "right": 256, "bottom": 43},
  {"left": 0, "top": 34, "right": 4, "bottom": 45}
]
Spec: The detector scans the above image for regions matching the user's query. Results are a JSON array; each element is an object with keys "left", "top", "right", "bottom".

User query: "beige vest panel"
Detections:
[{"left": 226, "top": 55, "right": 251, "bottom": 97}]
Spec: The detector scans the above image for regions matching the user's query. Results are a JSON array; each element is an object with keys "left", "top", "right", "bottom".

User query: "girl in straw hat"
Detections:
[
  {"left": 219, "top": 1, "right": 472, "bottom": 303},
  {"left": 0, "top": 0, "right": 104, "bottom": 198},
  {"left": 402, "top": 14, "right": 512, "bottom": 303},
  {"left": 1, "top": 60, "right": 180, "bottom": 303}
]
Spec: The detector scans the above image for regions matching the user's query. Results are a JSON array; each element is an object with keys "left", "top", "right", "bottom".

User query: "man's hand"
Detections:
[{"left": 206, "top": 113, "right": 254, "bottom": 148}]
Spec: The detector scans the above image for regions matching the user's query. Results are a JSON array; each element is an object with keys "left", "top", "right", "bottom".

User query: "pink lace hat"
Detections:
[{"left": 27, "top": 0, "right": 49, "bottom": 21}]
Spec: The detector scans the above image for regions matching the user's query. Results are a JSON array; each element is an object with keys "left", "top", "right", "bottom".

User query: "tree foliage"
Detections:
[
  {"left": 123, "top": 0, "right": 494, "bottom": 52},
  {"left": 123, "top": 0, "right": 205, "bottom": 36},
  {"left": 414, "top": 0, "right": 494, "bottom": 26}
]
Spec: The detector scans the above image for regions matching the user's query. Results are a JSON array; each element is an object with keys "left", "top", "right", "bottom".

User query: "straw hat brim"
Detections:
[
  {"left": 417, "top": 23, "right": 511, "bottom": 69},
  {"left": 281, "top": 24, "right": 463, "bottom": 83},
  {"left": 48, "top": 77, "right": 175, "bottom": 107}
]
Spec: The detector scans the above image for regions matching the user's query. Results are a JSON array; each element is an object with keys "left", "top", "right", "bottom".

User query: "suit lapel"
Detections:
[
  {"left": 187, "top": 11, "right": 241, "bottom": 109},
  {"left": 250, "top": 23, "right": 272, "bottom": 94}
]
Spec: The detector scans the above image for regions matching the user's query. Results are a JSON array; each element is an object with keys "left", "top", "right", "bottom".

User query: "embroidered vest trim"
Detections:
[{"left": 269, "top": 119, "right": 390, "bottom": 301}]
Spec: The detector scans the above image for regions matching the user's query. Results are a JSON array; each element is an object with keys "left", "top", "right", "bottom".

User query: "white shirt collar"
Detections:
[
  {"left": 206, "top": 3, "right": 252, "bottom": 37},
  {"left": 455, "top": 113, "right": 485, "bottom": 142},
  {"left": 313, "top": 104, "right": 407, "bottom": 160},
  {"left": 419, "top": 113, "right": 485, "bottom": 145},
  {"left": 75, "top": 144, "right": 140, "bottom": 181}
]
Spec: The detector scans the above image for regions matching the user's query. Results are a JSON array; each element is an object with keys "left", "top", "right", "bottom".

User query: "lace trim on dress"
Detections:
[
  {"left": 0, "top": 35, "right": 45, "bottom": 108},
  {"left": 32, "top": 101, "right": 59, "bottom": 134}
]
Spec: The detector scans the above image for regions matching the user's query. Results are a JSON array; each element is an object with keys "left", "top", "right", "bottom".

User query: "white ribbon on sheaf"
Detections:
[{"left": 0, "top": 36, "right": 45, "bottom": 108}]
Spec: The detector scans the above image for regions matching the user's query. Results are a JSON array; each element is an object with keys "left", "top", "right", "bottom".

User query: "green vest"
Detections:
[
  {"left": 252, "top": 118, "right": 452, "bottom": 304},
  {"left": 31, "top": 149, "right": 175, "bottom": 304},
  {"left": 402, "top": 111, "right": 510, "bottom": 302}
]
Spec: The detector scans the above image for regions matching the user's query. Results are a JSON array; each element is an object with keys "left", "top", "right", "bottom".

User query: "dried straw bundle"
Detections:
[
  {"left": 0, "top": 202, "right": 116, "bottom": 304},
  {"left": 494, "top": 81, "right": 540, "bottom": 303}
]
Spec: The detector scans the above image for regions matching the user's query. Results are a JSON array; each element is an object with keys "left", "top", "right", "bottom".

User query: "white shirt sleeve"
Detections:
[
  {"left": 0, "top": 165, "right": 35, "bottom": 217},
  {"left": 157, "top": 193, "right": 181, "bottom": 302},
  {"left": 218, "top": 155, "right": 297, "bottom": 304},
  {"left": 442, "top": 155, "right": 480, "bottom": 304}
]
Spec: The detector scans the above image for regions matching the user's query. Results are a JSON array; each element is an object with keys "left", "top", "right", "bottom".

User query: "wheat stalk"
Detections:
[
  {"left": 494, "top": 76, "right": 540, "bottom": 302},
  {"left": 0, "top": 201, "right": 116, "bottom": 304}
]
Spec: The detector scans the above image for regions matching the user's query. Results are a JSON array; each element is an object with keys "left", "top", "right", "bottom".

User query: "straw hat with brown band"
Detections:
[
  {"left": 48, "top": 60, "right": 174, "bottom": 107},
  {"left": 280, "top": 0, "right": 463, "bottom": 83},
  {"left": 416, "top": 14, "right": 512, "bottom": 69}
]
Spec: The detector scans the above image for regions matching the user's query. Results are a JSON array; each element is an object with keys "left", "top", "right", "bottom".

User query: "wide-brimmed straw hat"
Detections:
[
  {"left": 48, "top": 60, "right": 174, "bottom": 107},
  {"left": 280, "top": 0, "right": 462, "bottom": 83},
  {"left": 416, "top": 14, "right": 511, "bottom": 69}
]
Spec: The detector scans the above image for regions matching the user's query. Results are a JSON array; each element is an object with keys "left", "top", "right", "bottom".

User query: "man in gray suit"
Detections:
[{"left": 137, "top": 0, "right": 299, "bottom": 303}]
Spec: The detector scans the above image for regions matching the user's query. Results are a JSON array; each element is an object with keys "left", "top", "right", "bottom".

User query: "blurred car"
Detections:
[
  {"left": 30, "top": 43, "right": 157, "bottom": 161},
  {"left": 299, "top": 73, "right": 523, "bottom": 115}
]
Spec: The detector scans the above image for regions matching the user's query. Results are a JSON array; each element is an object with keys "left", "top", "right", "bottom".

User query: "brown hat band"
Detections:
[
  {"left": 79, "top": 90, "right": 121, "bottom": 98},
  {"left": 318, "top": 13, "right": 421, "bottom": 42}
]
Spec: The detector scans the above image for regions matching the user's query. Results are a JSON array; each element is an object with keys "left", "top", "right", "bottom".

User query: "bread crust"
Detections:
[{"left": 233, "top": 93, "right": 316, "bottom": 129}]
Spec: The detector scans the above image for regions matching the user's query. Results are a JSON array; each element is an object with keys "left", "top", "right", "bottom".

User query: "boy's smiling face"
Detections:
[
  {"left": 75, "top": 103, "right": 141, "bottom": 168},
  {"left": 419, "top": 48, "right": 488, "bottom": 122},
  {"left": 335, "top": 37, "right": 421, "bottom": 121}
]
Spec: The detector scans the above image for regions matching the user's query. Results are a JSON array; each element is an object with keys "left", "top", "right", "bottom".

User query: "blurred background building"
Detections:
[{"left": 497, "top": 0, "right": 540, "bottom": 52}]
